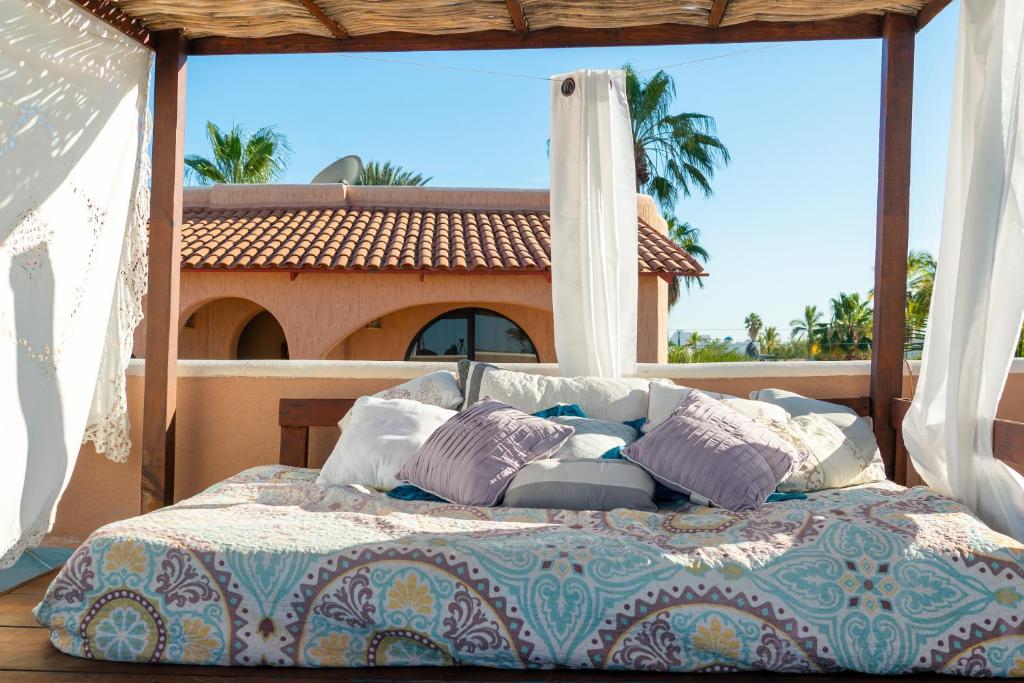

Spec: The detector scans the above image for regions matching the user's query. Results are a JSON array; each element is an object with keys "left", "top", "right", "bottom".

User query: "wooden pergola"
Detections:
[{"left": 69, "top": 0, "right": 955, "bottom": 512}]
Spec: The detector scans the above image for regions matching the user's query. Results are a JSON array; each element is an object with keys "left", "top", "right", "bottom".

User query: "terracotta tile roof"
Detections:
[{"left": 178, "top": 188, "right": 706, "bottom": 276}]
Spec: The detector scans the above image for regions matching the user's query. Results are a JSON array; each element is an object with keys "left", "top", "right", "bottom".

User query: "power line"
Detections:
[{"left": 333, "top": 44, "right": 783, "bottom": 83}]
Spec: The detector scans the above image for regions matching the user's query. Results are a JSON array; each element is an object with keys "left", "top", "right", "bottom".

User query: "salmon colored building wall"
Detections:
[
  {"left": 47, "top": 360, "right": 1024, "bottom": 546},
  {"left": 137, "top": 270, "right": 669, "bottom": 363}
]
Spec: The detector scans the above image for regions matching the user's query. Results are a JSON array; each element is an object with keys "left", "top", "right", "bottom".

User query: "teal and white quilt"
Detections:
[{"left": 34, "top": 466, "right": 1024, "bottom": 675}]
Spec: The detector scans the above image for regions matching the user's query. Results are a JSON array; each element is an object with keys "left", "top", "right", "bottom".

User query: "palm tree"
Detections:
[
  {"left": 760, "top": 326, "right": 780, "bottom": 355},
  {"left": 826, "top": 292, "right": 873, "bottom": 360},
  {"left": 790, "top": 305, "right": 825, "bottom": 358},
  {"left": 356, "top": 160, "right": 431, "bottom": 186},
  {"left": 624, "top": 64, "right": 730, "bottom": 213},
  {"left": 666, "top": 217, "right": 709, "bottom": 308},
  {"left": 687, "top": 330, "right": 701, "bottom": 349},
  {"left": 185, "top": 122, "right": 291, "bottom": 185},
  {"left": 744, "top": 313, "right": 763, "bottom": 342},
  {"left": 905, "top": 250, "right": 936, "bottom": 352}
]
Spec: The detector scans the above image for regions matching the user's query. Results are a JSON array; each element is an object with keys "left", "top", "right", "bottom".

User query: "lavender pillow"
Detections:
[
  {"left": 397, "top": 398, "right": 574, "bottom": 506},
  {"left": 620, "top": 390, "right": 803, "bottom": 512}
]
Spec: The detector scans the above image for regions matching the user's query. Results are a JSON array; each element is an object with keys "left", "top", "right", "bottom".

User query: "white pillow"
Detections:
[
  {"left": 464, "top": 364, "right": 656, "bottom": 422},
  {"left": 319, "top": 396, "right": 456, "bottom": 491},
  {"left": 643, "top": 382, "right": 746, "bottom": 432},
  {"left": 748, "top": 388, "right": 884, "bottom": 473},
  {"left": 340, "top": 371, "right": 462, "bottom": 431},
  {"left": 760, "top": 413, "right": 887, "bottom": 492}
]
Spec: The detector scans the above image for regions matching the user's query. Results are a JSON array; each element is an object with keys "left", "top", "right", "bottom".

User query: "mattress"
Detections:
[{"left": 34, "top": 465, "right": 1024, "bottom": 675}]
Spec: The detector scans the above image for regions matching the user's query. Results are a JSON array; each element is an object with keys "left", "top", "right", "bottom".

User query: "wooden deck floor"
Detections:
[{"left": 0, "top": 571, "right": 975, "bottom": 683}]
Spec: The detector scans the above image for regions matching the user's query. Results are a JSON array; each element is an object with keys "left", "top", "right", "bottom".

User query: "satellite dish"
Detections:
[{"left": 310, "top": 154, "right": 363, "bottom": 184}]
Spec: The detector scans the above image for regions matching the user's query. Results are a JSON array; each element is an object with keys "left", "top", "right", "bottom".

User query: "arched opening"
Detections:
[
  {"left": 178, "top": 297, "right": 288, "bottom": 360},
  {"left": 236, "top": 310, "right": 289, "bottom": 360},
  {"left": 406, "top": 308, "right": 538, "bottom": 363}
]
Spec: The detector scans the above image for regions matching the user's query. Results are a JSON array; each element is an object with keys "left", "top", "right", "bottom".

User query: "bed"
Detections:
[{"left": 34, "top": 460, "right": 1024, "bottom": 675}]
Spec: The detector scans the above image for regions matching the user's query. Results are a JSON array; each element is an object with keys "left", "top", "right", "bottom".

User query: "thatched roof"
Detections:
[{"left": 77, "top": 0, "right": 946, "bottom": 53}]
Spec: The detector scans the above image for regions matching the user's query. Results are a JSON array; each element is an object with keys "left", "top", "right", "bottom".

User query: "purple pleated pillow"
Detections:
[
  {"left": 620, "top": 390, "right": 803, "bottom": 512},
  {"left": 397, "top": 398, "right": 574, "bottom": 506}
]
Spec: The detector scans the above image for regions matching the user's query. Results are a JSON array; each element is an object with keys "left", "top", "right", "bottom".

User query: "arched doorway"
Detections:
[
  {"left": 236, "top": 310, "right": 289, "bottom": 360},
  {"left": 405, "top": 308, "right": 539, "bottom": 363},
  {"left": 178, "top": 297, "right": 288, "bottom": 360}
]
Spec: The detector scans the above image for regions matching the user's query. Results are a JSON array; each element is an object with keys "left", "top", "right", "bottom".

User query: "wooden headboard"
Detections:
[
  {"left": 278, "top": 398, "right": 356, "bottom": 468},
  {"left": 277, "top": 395, "right": 875, "bottom": 471}
]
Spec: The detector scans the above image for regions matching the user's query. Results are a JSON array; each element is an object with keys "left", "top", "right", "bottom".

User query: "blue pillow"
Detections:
[
  {"left": 533, "top": 403, "right": 587, "bottom": 418},
  {"left": 387, "top": 484, "right": 447, "bottom": 502},
  {"left": 766, "top": 491, "right": 807, "bottom": 503},
  {"left": 623, "top": 417, "right": 647, "bottom": 433}
]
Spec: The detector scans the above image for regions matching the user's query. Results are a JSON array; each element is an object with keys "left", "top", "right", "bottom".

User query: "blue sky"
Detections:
[{"left": 183, "top": 5, "right": 958, "bottom": 340}]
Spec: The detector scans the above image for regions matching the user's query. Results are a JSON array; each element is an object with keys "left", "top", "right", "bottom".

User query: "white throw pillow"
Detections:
[
  {"left": 748, "top": 388, "right": 885, "bottom": 476},
  {"left": 339, "top": 370, "right": 462, "bottom": 431},
  {"left": 756, "top": 413, "right": 887, "bottom": 492},
  {"left": 644, "top": 382, "right": 744, "bottom": 432},
  {"left": 461, "top": 362, "right": 656, "bottom": 422},
  {"left": 319, "top": 396, "right": 456, "bottom": 491}
]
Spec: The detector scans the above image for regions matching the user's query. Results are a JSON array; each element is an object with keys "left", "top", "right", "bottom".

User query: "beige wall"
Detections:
[
  {"left": 137, "top": 270, "right": 670, "bottom": 363},
  {"left": 47, "top": 360, "right": 1024, "bottom": 546}
]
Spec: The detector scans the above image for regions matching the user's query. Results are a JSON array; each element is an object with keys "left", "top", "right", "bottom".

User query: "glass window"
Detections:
[{"left": 406, "top": 308, "right": 538, "bottom": 363}]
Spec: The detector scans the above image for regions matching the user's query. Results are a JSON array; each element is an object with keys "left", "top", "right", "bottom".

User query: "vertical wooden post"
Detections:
[
  {"left": 871, "top": 13, "right": 914, "bottom": 480},
  {"left": 142, "top": 30, "right": 187, "bottom": 513}
]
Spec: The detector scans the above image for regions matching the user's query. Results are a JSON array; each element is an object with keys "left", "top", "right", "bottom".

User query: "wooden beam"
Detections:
[
  {"left": 296, "top": 0, "right": 348, "bottom": 39},
  {"left": 870, "top": 13, "right": 915, "bottom": 477},
  {"left": 188, "top": 14, "right": 883, "bottom": 55},
  {"left": 916, "top": 0, "right": 953, "bottom": 32},
  {"left": 505, "top": 0, "right": 529, "bottom": 32},
  {"left": 141, "top": 30, "right": 187, "bottom": 514},
  {"left": 708, "top": 0, "right": 730, "bottom": 28},
  {"left": 67, "top": 0, "right": 151, "bottom": 47}
]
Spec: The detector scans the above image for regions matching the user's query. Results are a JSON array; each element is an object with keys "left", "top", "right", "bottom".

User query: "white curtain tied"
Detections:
[
  {"left": 903, "top": 0, "right": 1024, "bottom": 540},
  {"left": 0, "top": 0, "right": 151, "bottom": 566},
  {"left": 550, "top": 69, "right": 638, "bottom": 378}
]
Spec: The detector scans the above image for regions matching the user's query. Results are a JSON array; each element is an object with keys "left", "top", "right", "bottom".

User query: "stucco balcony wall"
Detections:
[{"left": 46, "top": 359, "right": 1024, "bottom": 545}]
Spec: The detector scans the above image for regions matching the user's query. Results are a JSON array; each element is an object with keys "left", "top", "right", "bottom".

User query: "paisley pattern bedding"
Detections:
[{"left": 35, "top": 465, "right": 1024, "bottom": 675}]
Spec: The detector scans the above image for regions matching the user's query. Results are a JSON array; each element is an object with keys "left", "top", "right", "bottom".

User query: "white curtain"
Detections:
[
  {"left": 550, "top": 69, "right": 638, "bottom": 378},
  {"left": 0, "top": 0, "right": 151, "bottom": 567},
  {"left": 903, "top": 0, "right": 1024, "bottom": 540}
]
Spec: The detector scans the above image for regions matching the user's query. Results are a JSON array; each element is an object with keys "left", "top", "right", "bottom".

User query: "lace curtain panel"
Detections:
[
  {"left": 0, "top": 0, "right": 151, "bottom": 567},
  {"left": 903, "top": 0, "right": 1024, "bottom": 540},
  {"left": 550, "top": 69, "right": 638, "bottom": 378}
]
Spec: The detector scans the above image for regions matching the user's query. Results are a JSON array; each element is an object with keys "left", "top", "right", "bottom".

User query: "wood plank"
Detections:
[
  {"left": 0, "top": 593, "right": 45, "bottom": 627},
  {"left": 279, "top": 398, "right": 355, "bottom": 427},
  {"left": 870, "top": 13, "right": 915, "bottom": 478},
  {"left": 708, "top": 0, "right": 730, "bottom": 28},
  {"left": 296, "top": 0, "right": 348, "bottom": 39},
  {"left": 916, "top": 0, "right": 953, "bottom": 32},
  {"left": 188, "top": 15, "right": 884, "bottom": 55},
  {"left": 67, "top": 0, "right": 151, "bottom": 47},
  {"left": 279, "top": 425, "right": 310, "bottom": 468},
  {"left": 824, "top": 396, "right": 871, "bottom": 417},
  {"left": 505, "top": 0, "right": 528, "bottom": 32},
  {"left": 142, "top": 31, "right": 188, "bottom": 514}
]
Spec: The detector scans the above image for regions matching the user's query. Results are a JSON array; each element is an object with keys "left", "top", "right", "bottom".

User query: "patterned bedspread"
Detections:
[{"left": 35, "top": 465, "right": 1024, "bottom": 676}]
